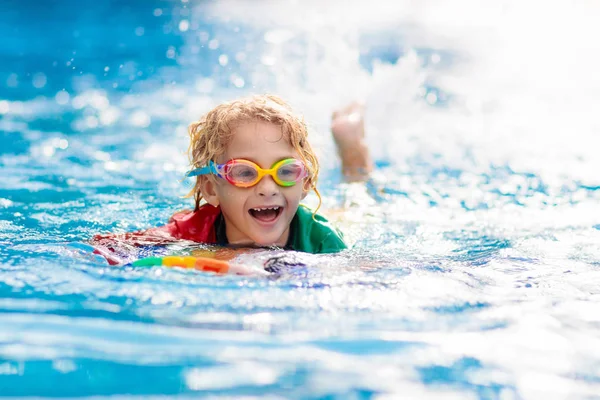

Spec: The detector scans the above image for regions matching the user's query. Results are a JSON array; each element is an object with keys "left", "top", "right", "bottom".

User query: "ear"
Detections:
[
  {"left": 301, "top": 180, "right": 310, "bottom": 200},
  {"left": 200, "top": 176, "right": 220, "bottom": 207}
]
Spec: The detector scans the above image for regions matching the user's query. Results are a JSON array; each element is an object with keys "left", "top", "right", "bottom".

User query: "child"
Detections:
[{"left": 92, "top": 95, "right": 372, "bottom": 265}]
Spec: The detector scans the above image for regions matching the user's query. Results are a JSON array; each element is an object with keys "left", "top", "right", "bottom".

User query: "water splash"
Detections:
[{"left": 2, "top": 0, "right": 600, "bottom": 398}]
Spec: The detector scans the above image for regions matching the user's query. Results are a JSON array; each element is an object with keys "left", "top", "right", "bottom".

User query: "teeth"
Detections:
[{"left": 253, "top": 206, "right": 280, "bottom": 211}]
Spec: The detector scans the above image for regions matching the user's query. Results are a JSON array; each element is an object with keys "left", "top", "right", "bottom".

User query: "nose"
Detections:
[{"left": 255, "top": 175, "right": 280, "bottom": 197}]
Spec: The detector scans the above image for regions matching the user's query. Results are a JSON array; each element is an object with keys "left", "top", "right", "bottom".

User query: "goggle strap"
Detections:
[{"left": 185, "top": 160, "right": 219, "bottom": 178}]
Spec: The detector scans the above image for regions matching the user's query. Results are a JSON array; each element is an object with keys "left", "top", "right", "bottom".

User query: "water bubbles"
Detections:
[
  {"left": 99, "top": 107, "right": 120, "bottom": 126},
  {"left": 6, "top": 73, "right": 18, "bottom": 88},
  {"left": 37, "top": 138, "right": 69, "bottom": 157},
  {"left": 218, "top": 54, "right": 229, "bottom": 66},
  {"left": 103, "top": 161, "right": 119, "bottom": 171},
  {"left": 32, "top": 73, "right": 47, "bottom": 89},
  {"left": 72, "top": 97, "right": 85, "bottom": 110},
  {"left": 55, "top": 90, "right": 70, "bottom": 105},
  {"left": 0, "top": 363, "right": 18, "bottom": 375},
  {"left": 184, "top": 363, "right": 278, "bottom": 391},
  {"left": 208, "top": 39, "right": 219, "bottom": 50},
  {"left": 235, "top": 52, "right": 246, "bottom": 62},
  {"left": 129, "top": 110, "right": 151, "bottom": 128},
  {"left": 153, "top": 8, "right": 163, "bottom": 17},
  {"left": 0, "top": 100, "right": 9, "bottom": 114},
  {"left": 166, "top": 46, "right": 176, "bottom": 59},
  {"left": 72, "top": 90, "right": 109, "bottom": 110},
  {"left": 135, "top": 26, "right": 145, "bottom": 36},
  {"left": 230, "top": 74, "right": 245, "bottom": 88},
  {"left": 84, "top": 115, "right": 99, "bottom": 129},
  {"left": 52, "top": 360, "right": 76, "bottom": 374},
  {"left": 179, "top": 20, "right": 190, "bottom": 32},
  {"left": 425, "top": 92, "right": 438, "bottom": 105},
  {"left": 0, "top": 198, "right": 14, "bottom": 208}
]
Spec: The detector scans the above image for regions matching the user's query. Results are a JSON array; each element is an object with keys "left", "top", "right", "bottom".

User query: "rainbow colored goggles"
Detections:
[{"left": 186, "top": 158, "right": 308, "bottom": 188}]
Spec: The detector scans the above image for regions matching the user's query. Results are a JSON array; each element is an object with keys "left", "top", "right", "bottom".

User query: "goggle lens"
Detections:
[
  {"left": 225, "top": 162, "right": 259, "bottom": 185},
  {"left": 275, "top": 159, "right": 305, "bottom": 186}
]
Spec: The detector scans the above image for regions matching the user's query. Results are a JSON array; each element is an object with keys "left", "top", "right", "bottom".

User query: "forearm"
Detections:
[{"left": 339, "top": 141, "right": 372, "bottom": 182}]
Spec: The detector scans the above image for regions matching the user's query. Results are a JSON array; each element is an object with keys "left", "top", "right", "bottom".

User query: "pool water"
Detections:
[{"left": 2, "top": 0, "right": 600, "bottom": 398}]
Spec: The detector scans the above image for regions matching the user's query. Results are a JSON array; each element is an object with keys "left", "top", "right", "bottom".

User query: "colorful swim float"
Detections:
[{"left": 132, "top": 256, "right": 230, "bottom": 274}]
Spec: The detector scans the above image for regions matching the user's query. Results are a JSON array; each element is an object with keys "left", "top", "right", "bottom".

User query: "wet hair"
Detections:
[{"left": 185, "top": 94, "right": 321, "bottom": 211}]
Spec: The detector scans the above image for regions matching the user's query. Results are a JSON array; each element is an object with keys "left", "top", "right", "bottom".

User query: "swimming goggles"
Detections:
[{"left": 186, "top": 158, "right": 308, "bottom": 188}]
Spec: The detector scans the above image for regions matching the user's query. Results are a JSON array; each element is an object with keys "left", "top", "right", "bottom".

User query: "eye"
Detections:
[
  {"left": 278, "top": 163, "right": 303, "bottom": 180},
  {"left": 229, "top": 165, "right": 257, "bottom": 181}
]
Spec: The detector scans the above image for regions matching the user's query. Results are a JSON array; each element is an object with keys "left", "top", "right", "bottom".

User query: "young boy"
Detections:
[{"left": 92, "top": 95, "right": 372, "bottom": 265}]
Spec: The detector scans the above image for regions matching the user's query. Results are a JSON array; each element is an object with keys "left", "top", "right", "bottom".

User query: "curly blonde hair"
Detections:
[{"left": 186, "top": 94, "right": 321, "bottom": 211}]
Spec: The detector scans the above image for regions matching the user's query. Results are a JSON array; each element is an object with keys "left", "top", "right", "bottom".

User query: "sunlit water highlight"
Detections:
[{"left": 1, "top": 0, "right": 600, "bottom": 398}]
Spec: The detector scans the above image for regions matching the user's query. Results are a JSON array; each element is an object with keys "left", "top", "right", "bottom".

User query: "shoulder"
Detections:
[
  {"left": 291, "top": 205, "right": 347, "bottom": 254},
  {"left": 169, "top": 204, "right": 221, "bottom": 243},
  {"left": 295, "top": 204, "right": 332, "bottom": 226}
]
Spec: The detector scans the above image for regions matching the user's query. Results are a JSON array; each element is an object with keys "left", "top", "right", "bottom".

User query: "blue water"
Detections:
[{"left": 2, "top": 1, "right": 600, "bottom": 398}]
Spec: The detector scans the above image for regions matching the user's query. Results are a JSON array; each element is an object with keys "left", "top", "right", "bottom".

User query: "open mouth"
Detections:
[{"left": 248, "top": 206, "right": 282, "bottom": 223}]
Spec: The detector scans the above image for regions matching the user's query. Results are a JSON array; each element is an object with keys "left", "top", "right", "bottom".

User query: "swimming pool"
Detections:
[{"left": 2, "top": 0, "right": 600, "bottom": 398}]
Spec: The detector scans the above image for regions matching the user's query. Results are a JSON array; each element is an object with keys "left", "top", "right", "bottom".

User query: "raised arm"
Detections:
[{"left": 331, "top": 102, "right": 373, "bottom": 182}]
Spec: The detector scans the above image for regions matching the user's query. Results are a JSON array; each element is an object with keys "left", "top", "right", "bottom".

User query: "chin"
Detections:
[{"left": 250, "top": 232, "right": 285, "bottom": 247}]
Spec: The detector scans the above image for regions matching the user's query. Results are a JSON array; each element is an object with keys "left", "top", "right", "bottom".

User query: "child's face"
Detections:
[{"left": 203, "top": 120, "right": 308, "bottom": 247}]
